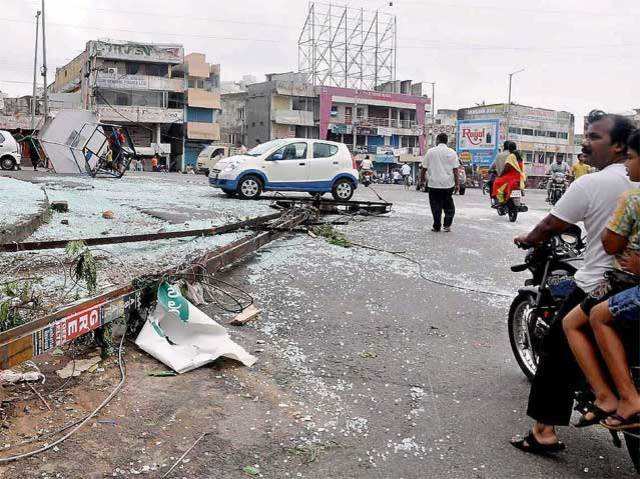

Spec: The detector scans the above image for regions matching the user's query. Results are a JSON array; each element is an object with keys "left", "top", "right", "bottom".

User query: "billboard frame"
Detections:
[{"left": 456, "top": 118, "right": 500, "bottom": 168}]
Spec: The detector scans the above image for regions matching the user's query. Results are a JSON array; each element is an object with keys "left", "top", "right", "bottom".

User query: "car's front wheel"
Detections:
[
  {"left": 0, "top": 156, "right": 16, "bottom": 171},
  {"left": 331, "top": 178, "right": 354, "bottom": 201},
  {"left": 236, "top": 175, "right": 262, "bottom": 200}
]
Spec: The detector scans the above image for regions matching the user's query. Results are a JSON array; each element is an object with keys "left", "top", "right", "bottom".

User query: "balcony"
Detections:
[
  {"left": 331, "top": 114, "right": 421, "bottom": 134},
  {"left": 272, "top": 109, "right": 315, "bottom": 127},
  {"left": 96, "top": 105, "right": 183, "bottom": 124},
  {"left": 95, "top": 72, "right": 183, "bottom": 92},
  {"left": 187, "top": 122, "right": 220, "bottom": 141},
  {"left": 187, "top": 89, "right": 221, "bottom": 109}
]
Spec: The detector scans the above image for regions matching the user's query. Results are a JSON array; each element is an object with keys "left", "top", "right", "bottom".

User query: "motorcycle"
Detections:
[
  {"left": 492, "top": 189, "right": 528, "bottom": 222},
  {"left": 547, "top": 172, "right": 568, "bottom": 205},
  {"left": 509, "top": 231, "right": 640, "bottom": 473}
]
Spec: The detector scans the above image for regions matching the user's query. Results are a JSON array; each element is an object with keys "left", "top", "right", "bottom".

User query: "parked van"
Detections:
[
  {"left": 209, "top": 138, "right": 358, "bottom": 200},
  {"left": 0, "top": 131, "right": 22, "bottom": 170},
  {"left": 196, "top": 145, "right": 230, "bottom": 175}
]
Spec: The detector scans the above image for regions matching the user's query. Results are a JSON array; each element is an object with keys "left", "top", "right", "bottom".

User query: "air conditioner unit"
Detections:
[{"left": 107, "top": 67, "right": 118, "bottom": 75}]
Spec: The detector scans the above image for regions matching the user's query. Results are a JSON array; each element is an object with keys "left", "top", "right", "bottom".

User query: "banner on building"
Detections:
[
  {"left": 456, "top": 119, "right": 500, "bottom": 167},
  {"left": 89, "top": 41, "right": 184, "bottom": 64},
  {"left": 330, "top": 124, "right": 351, "bottom": 134}
]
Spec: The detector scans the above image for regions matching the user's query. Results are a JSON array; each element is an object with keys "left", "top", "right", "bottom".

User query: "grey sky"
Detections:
[{"left": 2, "top": 0, "right": 638, "bottom": 124}]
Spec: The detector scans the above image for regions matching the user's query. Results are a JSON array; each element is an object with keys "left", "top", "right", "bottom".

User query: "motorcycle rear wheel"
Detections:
[{"left": 508, "top": 293, "right": 539, "bottom": 380}]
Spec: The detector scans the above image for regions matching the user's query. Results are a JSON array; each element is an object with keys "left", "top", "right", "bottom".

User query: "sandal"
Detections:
[
  {"left": 510, "top": 431, "right": 566, "bottom": 455},
  {"left": 602, "top": 413, "right": 640, "bottom": 431},
  {"left": 574, "top": 403, "right": 615, "bottom": 428}
]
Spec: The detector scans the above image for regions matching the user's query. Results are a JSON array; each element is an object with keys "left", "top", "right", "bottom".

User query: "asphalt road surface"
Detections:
[{"left": 2, "top": 171, "right": 635, "bottom": 478}]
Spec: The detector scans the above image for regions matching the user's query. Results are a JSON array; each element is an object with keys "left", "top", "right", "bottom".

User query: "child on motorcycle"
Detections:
[{"left": 562, "top": 129, "right": 640, "bottom": 430}]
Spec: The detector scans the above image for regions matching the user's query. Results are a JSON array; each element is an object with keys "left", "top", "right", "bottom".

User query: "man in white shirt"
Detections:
[
  {"left": 421, "top": 133, "right": 460, "bottom": 232},
  {"left": 401, "top": 162, "right": 412, "bottom": 189},
  {"left": 511, "top": 111, "right": 638, "bottom": 455}
]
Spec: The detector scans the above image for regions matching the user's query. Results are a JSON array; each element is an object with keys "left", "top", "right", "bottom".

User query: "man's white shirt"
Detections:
[{"left": 422, "top": 143, "right": 460, "bottom": 189}]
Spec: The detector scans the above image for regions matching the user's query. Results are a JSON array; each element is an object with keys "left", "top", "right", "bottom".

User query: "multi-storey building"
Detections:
[
  {"left": 243, "top": 73, "right": 431, "bottom": 170},
  {"left": 52, "top": 40, "right": 186, "bottom": 169},
  {"left": 220, "top": 91, "right": 247, "bottom": 146},
  {"left": 458, "top": 103, "right": 575, "bottom": 175},
  {"left": 171, "top": 53, "right": 221, "bottom": 169}
]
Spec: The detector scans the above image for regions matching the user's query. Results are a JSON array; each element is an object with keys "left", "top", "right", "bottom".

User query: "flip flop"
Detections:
[
  {"left": 510, "top": 431, "right": 566, "bottom": 455},
  {"left": 602, "top": 413, "right": 640, "bottom": 431},
  {"left": 574, "top": 403, "right": 615, "bottom": 428}
]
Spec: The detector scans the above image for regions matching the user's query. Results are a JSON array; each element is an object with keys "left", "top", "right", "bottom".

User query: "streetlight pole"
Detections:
[
  {"left": 505, "top": 68, "right": 524, "bottom": 141},
  {"left": 31, "top": 10, "right": 41, "bottom": 130},
  {"left": 41, "top": 0, "right": 49, "bottom": 119},
  {"left": 426, "top": 81, "right": 435, "bottom": 147}
]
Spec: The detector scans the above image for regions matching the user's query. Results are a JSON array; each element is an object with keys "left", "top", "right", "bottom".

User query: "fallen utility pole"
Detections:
[
  {"left": 0, "top": 212, "right": 283, "bottom": 253},
  {"left": 0, "top": 210, "right": 309, "bottom": 370},
  {"left": 273, "top": 197, "right": 392, "bottom": 215}
]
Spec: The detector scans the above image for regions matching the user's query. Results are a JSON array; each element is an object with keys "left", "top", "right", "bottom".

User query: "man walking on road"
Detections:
[
  {"left": 401, "top": 162, "right": 412, "bottom": 189},
  {"left": 421, "top": 133, "right": 460, "bottom": 232}
]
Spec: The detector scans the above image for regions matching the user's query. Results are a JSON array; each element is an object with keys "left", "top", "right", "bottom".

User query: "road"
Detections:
[{"left": 1, "top": 171, "right": 635, "bottom": 478}]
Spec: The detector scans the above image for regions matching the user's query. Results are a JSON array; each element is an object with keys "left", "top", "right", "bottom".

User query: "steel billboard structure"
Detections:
[{"left": 298, "top": 2, "right": 397, "bottom": 90}]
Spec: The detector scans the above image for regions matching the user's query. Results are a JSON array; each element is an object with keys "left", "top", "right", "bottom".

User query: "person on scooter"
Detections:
[
  {"left": 562, "top": 129, "right": 640, "bottom": 430},
  {"left": 487, "top": 142, "right": 511, "bottom": 204},
  {"left": 511, "top": 111, "right": 637, "bottom": 455},
  {"left": 491, "top": 141, "right": 525, "bottom": 206}
]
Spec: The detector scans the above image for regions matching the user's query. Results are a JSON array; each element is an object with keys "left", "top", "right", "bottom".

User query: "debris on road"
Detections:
[
  {"left": 101, "top": 210, "right": 115, "bottom": 220},
  {"left": 135, "top": 282, "right": 256, "bottom": 374},
  {"left": 229, "top": 304, "right": 261, "bottom": 326},
  {"left": 56, "top": 356, "right": 101, "bottom": 379},
  {"left": 0, "top": 369, "right": 44, "bottom": 384},
  {"left": 50, "top": 201, "right": 69, "bottom": 213}
]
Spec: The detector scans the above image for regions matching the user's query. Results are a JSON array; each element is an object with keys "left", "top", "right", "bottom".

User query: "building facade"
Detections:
[
  {"left": 171, "top": 53, "right": 221, "bottom": 169},
  {"left": 458, "top": 103, "right": 575, "bottom": 175},
  {"left": 52, "top": 40, "right": 186, "bottom": 169},
  {"left": 220, "top": 91, "right": 247, "bottom": 146},
  {"left": 243, "top": 73, "right": 431, "bottom": 169}
]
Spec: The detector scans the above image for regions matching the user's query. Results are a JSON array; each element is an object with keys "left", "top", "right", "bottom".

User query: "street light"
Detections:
[
  {"left": 425, "top": 81, "right": 435, "bottom": 147},
  {"left": 505, "top": 68, "right": 525, "bottom": 141}
]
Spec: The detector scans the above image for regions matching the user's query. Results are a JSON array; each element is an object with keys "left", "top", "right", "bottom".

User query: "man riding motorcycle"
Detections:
[{"left": 547, "top": 156, "right": 570, "bottom": 203}]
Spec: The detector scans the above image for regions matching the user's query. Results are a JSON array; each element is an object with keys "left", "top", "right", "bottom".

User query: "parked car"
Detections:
[
  {"left": 209, "top": 138, "right": 359, "bottom": 200},
  {"left": 0, "top": 130, "right": 22, "bottom": 170}
]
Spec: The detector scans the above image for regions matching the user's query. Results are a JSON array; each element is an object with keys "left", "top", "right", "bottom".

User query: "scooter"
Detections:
[{"left": 492, "top": 189, "right": 528, "bottom": 222}]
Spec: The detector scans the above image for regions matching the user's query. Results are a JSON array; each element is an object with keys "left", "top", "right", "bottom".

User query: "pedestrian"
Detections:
[
  {"left": 510, "top": 110, "right": 638, "bottom": 455},
  {"left": 421, "top": 133, "right": 460, "bottom": 232},
  {"left": 151, "top": 155, "right": 159, "bottom": 172},
  {"left": 392, "top": 169, "right": 402, "bottom": 185},
  {"left": 401, "top": 162, "right": 412, "bottom": 190},
  {"left": 570, "top": 153, "right": 591, "bottom": 182}
]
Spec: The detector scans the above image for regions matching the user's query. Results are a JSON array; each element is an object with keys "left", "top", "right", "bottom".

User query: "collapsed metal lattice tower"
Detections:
[{"left": 298, "top": 2, "right": 397, "bottom": 90}]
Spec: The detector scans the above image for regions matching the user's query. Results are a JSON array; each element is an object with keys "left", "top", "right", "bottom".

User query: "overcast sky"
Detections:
[{"left": 2, "top": 0, "right": 638, "bottom": 123}]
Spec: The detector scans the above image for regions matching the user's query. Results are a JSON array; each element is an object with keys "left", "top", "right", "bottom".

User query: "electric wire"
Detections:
[{"left": 0, "top": 322, "right": 128, "bottom": 463}]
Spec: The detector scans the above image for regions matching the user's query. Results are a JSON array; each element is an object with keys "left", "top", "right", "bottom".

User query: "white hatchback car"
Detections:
[
  {"left": 0, "top": 130, "right": 22, "bottom": 170},
  {"left": 209, "top": 138, "right": 359, "bottom": 200}
]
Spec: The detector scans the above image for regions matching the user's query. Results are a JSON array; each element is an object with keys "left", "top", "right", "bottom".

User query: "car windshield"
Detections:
[{"left": 246, "top": 139, "right": 288, "bottom": 156}]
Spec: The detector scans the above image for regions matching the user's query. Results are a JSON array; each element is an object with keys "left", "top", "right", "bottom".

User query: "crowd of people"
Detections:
[{"left": 510, "top": 110, "right": 640, "bottom": 453}]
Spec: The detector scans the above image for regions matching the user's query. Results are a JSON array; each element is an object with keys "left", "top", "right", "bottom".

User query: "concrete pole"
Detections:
[
  {"left": 41, "top": 0, "right": 49, "bottom": 119},
  {"left": 31, "top": 10, "right": 41, "bottom": 130},
  {"left": 505, "top": 68, "right": 524, "bottom": 142}
]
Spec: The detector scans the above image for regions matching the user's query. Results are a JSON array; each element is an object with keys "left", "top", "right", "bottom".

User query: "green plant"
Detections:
[
  {"left": 66, "top": 240, "right": 98, "bottom": 294},
  {"left": 312, "top": 224, "right": 351, "bottom": 248}
]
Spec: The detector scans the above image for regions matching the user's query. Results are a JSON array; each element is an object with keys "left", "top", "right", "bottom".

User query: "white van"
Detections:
[
  {"left": 196, "top": 145, "right": 230, "bottom": 175},
  {"left": 209, "top": 138, "right": 359, "bottom": 200},
  {"left": 0, "top": 131, "right": 22, "bottom": 170}
]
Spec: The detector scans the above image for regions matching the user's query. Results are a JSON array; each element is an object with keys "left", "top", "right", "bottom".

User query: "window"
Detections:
[
  {"left": 330, "top": 106, "right": 338, "bottom": 117},
  {"left": 269, "top": 142, "right": 307, "bottom": 160},
  {"left": 548, "top": 131, "right": 557, "bottom": 138},
  {"left": 147, "top": 64, "right": 168, "bottom": 77},
  {"left": 313, "top": 142, "right": 338, "bottom": 158},
  {"left": 558, "top": 132, "right": 568, "bottom": 139},
  {"left": 115, "top": 93, "right": 131, "bottom": 106},
  {"left": 521, "top": 128, "right": 534, "bottom": 136},
  {"left": 509, "top": 127, "right": 522, "bottom": 135},
  {"left": 356, "top": 107, "right": 365, "bottom": 118},
  {"left": 535, "top": 130, "right": 545, "bottom": 136},
  {"left": 126, "top": 63, "right": 141, "bottom": 75},
  {"left": 0, "top": 132, "right": 4, "bottom": 143}
]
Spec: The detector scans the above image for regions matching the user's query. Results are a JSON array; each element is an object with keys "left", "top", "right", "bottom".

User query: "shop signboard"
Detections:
[{"left": 456, "top": 119, "right": 500, "bottom": 167}]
